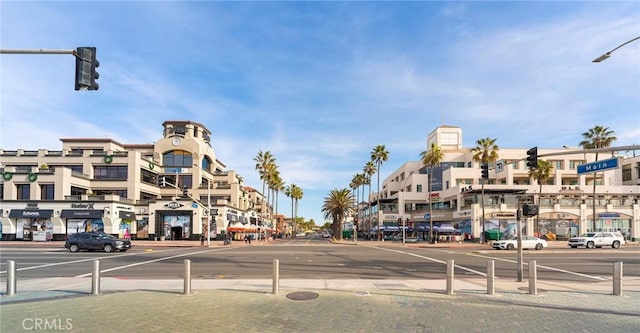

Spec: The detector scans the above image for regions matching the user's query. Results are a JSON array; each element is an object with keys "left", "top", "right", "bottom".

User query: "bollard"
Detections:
[
  {"left": 6, "top": 260, "right": 16, "bottom": 296},
  {"left": 487, "top": 260, "right": 495, "bottom": 295},
  {"left": 446, "top": 259, "right": 454, "bottom": 295},
  {"left": 613, "top": 262, "right": 623, "bottom": 296},
  {"left": 91, "top": 260, "right": 100, "bottom": 296},
  {"left": 528, "top": 260, "right": 537, "bottom": 295},
  {"left": 183, "top": 259, "right": 191, "bottom": 295},
  {"left": 272, "top": 259, "right": 280, "bottom": 294}
]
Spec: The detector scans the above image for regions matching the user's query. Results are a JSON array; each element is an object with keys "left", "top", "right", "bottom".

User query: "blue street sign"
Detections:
[
  {"left": 424, "top": 213, "right": 430, "bottom": 220},
  {"left": 577, "top": 157, "right": 619, "bottom": 175}
]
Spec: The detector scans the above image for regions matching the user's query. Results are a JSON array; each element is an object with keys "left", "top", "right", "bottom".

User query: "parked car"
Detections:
[
  {"left": 567, "top": 232, "right": 625, "bottom": 249},
  {"left": 492, "top": 236, "right": 548, "bottom": 250},
  {"left": 65, "top": 232, "right": 131, "bottom": 253}
]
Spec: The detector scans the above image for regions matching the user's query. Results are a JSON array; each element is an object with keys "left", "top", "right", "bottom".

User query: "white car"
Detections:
[
  {"left": 567, "top": 232, "right": 625, "bottom": 249},
  {"left": 492, "top": 236, "right": 548, "bottom": 250}
]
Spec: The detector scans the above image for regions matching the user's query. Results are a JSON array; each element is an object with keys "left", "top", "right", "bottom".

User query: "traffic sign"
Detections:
[
  {"left": 577, "top": 157, "right": 619, "bottom": 175},
  {"left": 496, "top": 160, "right": 505, "bottom": 173},
  {"left": 424, "top": 213, "right": 430, "bottom": 220}
]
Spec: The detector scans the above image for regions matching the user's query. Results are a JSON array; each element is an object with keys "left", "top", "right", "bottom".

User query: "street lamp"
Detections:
[
  {"left": 194, "top": 163, "right": 213, "bottom": 246},
  {"left": 592, "top": 36, "right": 640, "bottom": 62}
]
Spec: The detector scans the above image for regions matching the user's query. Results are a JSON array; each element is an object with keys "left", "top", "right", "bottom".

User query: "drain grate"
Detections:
[{"left": 286, "top": 291, "right": 319, "bottom": 301}]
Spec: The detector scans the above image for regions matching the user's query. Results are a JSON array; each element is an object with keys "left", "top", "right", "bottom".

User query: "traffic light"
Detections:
[
  {"left": 74, "top": 47, "right": 99, "bottom": 90},
  {"left": 526, "top": 147, "right": 538, "bottom": 169},
  {"left": 481, "top": 163, "right": 489, "bottom": 179},
  {"left": 182, "top": 185, "right": 189, "bottom": 197},
  {"left": 160, "top": 176, "right": 166, "bottom": 187},
  {"left": 523, "top": 204, "right": 539, "bottom": 216}
]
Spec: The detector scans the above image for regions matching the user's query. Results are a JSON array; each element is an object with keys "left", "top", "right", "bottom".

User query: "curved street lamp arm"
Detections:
[{"left": 593, "top": 36, "right": 640, "bottom": 63}]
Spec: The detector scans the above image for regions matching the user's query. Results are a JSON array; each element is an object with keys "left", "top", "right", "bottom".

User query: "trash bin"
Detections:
[{"left": 484, "top": 229, "right": 503, "bottom": 241}]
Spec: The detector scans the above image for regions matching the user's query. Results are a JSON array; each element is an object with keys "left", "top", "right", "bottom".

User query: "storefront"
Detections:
[
  {"left": 592, "top": 212, "right": 632, "bottom": 240},
  {"left": 118, "top": 211, "right": 136, "bottom": 240},
  {"left": 535, "top": 212, "right": 579, "bottom": 240},
  {"left": 60, "top": 209, "right": 105, "bottom": 237},
  {"left": 9, "top": 209, "right": 54, "bottom": 241},
  {"left": 155, "top": 210, "right": 193, "bottom": 241}
]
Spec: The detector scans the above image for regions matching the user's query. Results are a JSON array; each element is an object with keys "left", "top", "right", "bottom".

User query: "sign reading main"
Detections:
[{"left": 577, "top": 157, "right": 619, "bottom": 175}]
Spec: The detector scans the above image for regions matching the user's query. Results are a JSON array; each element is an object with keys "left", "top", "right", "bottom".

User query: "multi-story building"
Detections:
[
  {"left": 361, "top": 125, "right": 639, "bottom": 241},
  {"left": 0, "top": 120, "right": 274, "bottom": 241}
]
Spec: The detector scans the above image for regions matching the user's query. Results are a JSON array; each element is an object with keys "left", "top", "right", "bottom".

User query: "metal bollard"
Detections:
[
  {"left": 528, "top": 260, "right": 537, "bottom": 295},
  {"left": 446, "top": 259, "right": 454, "bottom": 295},
  {"left": 6, "top": 260, "right": 16, "bottom": 296},
  {"left": 613, "top": 262, "right": 623, "bottom": 296},
  {"left": 91, "top": 260, "right": 100, "bottom": 296},
  {"left": 183, "top": 259, "right": 191, "bottom": 295},
  {"left": 487, "top": 260, "right": 495, "bottom": 295},
  {"left": 272, "top": 259, "right": 280, "bottom": 294}
]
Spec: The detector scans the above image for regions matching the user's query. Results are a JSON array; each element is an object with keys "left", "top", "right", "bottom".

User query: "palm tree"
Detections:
[
  {"left": 292, "top": 184, "right": 304, "bottom": 236},
  {"left": 363, "top": 161, "right": 376, "bottom": 237},
  {"left": 284, "top": 184, "right": 295, "bottom": 238},
  {"left": 350, "top": 174, "right": 362, "bottom": 231},
  {"left": 471, "top": 137, "right": 499, "bottom": 243},
  {"left": 529, "top": 159, "right": 553, "bottom": 237},
  {"left": 254, "top": 150, "right": 276, "bottom": 222},
  {"left": 370, "top": 145, "right": 389, "bottom": 240},
  {"left": 321, "top": 188, "right": 355, "bottom": 241},
  {"left": 420, "top": 143, "right": 443, "bottom": 243},
  {"left": 271, "top": 173, "right": 285, "bottom": 231},
  {"left": 579, "top": 125, "right": 617, "bottom": 232}
]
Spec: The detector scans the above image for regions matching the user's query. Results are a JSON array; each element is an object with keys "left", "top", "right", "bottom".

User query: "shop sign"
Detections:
[
  {"left": 165, "top": 202, "right": 184, "bottom": 209},
  {"left": 492, "top": 212, "right": 516, "bottom": 218},
  {"left": 72, "top": 203, "right": 95, "bottom": 209},
  {"left": 598, "top": 213, "right": 620, "bottom": 219}
]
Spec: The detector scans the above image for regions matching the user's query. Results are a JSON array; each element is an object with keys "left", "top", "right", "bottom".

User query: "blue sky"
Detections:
[{"left": 1, "top": 1, "right": 639, "bottom": 225}]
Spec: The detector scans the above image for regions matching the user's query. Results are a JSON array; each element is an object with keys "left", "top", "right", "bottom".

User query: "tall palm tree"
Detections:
[
  {"left": 254, "top": 150, "right": 276, "bottom": 223},
  {"left": 529, "top": 159, "right": 553, "bottom": 237},
  {"left": 363, "top": 161, "right": 376, "bottom": 237},
  {"left": 420, "top": 143, "right": 443, "bottom": 243},
  {"left": 361, "top": 174, "right": 370, "bottom": 233},
  {"left": 370, "top": 145, "right": 389, "bottom": 240},
  {"left": 292, "top": 184, "right": 304, "bottom": 236},
  {"left": 350, "top": 174, "right": 362, "bottom": 231},
  {"left": 271, "top": 173, "right": 285, "bottom": 230},
  {"left": 321, "top": 188, "right": 355, "bottom": 241},
  {"left": 579, "top": 125, "right": 617, "bottom": 232},
  {"left": 284, "top": 184, "right": 295, "bottom": 238},
  {"left": 471, "top": 137, "right": 499, "bottom": 243}
]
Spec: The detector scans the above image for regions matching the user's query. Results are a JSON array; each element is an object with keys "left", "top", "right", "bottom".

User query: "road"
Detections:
[{"left": 1, "top": 236, "right": 638, "bottom": 284}]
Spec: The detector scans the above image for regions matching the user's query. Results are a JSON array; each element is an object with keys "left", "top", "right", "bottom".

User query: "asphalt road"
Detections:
[{"left": 1, "top": 237, "right": 638, "bottom": 284}]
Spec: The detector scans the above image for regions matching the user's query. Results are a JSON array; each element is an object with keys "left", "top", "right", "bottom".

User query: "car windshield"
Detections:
[{"left": 580, "top": 233, "right": 596, "bottom": 237}]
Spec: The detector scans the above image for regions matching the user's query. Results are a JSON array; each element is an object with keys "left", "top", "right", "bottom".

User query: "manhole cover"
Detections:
[{"left": 286, "top": 291, "right": 319, "bottom": 301}]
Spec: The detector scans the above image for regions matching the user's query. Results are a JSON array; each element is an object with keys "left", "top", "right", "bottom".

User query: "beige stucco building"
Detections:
[
  {"left": 0, "top": 120, "right": 273, "bottom": 241},
  {"left": 360, "top": 125, "right": 640, "bottom": 241}
]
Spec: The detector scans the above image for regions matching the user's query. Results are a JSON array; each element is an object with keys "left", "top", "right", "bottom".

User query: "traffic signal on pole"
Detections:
[
  {"left": 182, "top": 185, "right": 189, "bottom": 197},
  {"left": 526, "top": 147, "right": 538, "bottom": 169},
  {"left": 74, "top": 47, "right": 99, "bottom": 91},
  {"left": 160, "top": 176, "right": 166, "bottom": 187},
  {"left": 481, "top": 163, "right": 489, "bottom": 179}
]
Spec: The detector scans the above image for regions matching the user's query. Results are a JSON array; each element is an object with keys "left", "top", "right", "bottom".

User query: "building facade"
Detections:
[
  {"left": 360, "top": 125, "right": 640, "bottom": 241},
  {"left": 0, "top": 120, "right": 274, "bottom": 241}
]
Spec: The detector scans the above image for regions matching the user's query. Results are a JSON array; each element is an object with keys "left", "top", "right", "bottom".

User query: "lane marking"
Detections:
[
  {"left": 370, "top": 246, "right": 487, "bottom": 277},
  {"left": 466, "top": 252, "right": 608, "bottom": 281},
  {"left": 74, "top": 247, "right": 231, "bottom": 277},
  {"left": 0, "top": 247, "right": 226, "bottom": 275}
]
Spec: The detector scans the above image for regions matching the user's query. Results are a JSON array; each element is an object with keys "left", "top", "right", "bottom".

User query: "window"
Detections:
[
  {"left": 0, "top": 183, "right": 3, "bottom": 200},
  {"left": 17, "top": 184, "right": 30, "bottom": 200},
  {"left": 94, "top": 166, "right": 128, "bottom": 179},
  {"left": 163, "top": 150, "right": 193, "bottom": 167},
  {"left": 41, "top": 184, "right": 55, "bottom": 200},
  {"left": 70, "top": 186, "right": 87, "bottom": 196},
  {"left": 141, "top": 169, "right": 158, "bottom": 185},
  {"left": 622, "top": 164, "right": 631, "bottom": 182},
  {"left": 416, "top": 184, "right": 423, "bottom": 193},
  {"left": 553, "top": 160, "right": 563, "bottom": 170},
  {"left": 440, "top": 132, "right": 458, "bottom": 145}
]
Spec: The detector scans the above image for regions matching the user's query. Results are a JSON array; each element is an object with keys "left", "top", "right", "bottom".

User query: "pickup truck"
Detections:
[{"left": 567, "top": 232, "right": 625, "bottom": 249}]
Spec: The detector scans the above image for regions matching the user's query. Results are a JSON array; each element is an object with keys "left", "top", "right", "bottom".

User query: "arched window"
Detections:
[
  {"left": 201, "top": 157, "right": 212, "bottom": 172},
  {"left": 163, "top": 150, "right": 193, "bottom": 167}
]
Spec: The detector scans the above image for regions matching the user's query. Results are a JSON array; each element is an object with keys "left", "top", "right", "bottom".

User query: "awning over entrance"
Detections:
[
  {"left": 9, "top": 209, "right": 54, "bottom": 218},
  {"left": 60, "top": 210, "right": 104, "bottom": 219},
  {"left": 119, "top": 211, "right": 136, "bottom": 219}
]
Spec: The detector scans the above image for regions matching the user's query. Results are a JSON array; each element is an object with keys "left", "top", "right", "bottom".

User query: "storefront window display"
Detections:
[
  {"left": 17, "top": 218, "right": 53, "bottom": 240},
  {"left": 66, "top": 219, "right": 104, "bottom": 235},
  {"left": 163, "top": 215, "right": 191, "bottom": 240},
  {"left": 136, "top": 218, "right": 149, "bottom": 239}
]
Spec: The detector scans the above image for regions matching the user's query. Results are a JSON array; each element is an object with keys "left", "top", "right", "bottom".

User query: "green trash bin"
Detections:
[{"left": 484, "top": 229, "right": 503, "bottom": 241}]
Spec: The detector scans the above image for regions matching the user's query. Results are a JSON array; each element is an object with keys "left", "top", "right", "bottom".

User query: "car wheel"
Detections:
[
  {"left": 612, "top": 241, "right": 620, "bottom": 249},
  {"left": 535, "top": 243, "right": 543, "bottom": 250},
  {"left": 103, "top": 244, "right": 113, "bottom": 253},
  {"left": 69, "top": 244, "right": 80, "bottom": 253},
  {"left": 586, "top": 241, "right": 595, "bottom": 249},
  {"left": 506, "top": 244, "right": 515, "bottom": 250}
]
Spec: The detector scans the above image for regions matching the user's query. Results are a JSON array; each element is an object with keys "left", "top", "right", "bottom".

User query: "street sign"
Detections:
[
  {"left": 424, "top": 213, "right": 430, "bottom": 220},
  {"left": 577, "top": 157, "right": 619, "bottom": 175},
  {"left": 496, "top": 160, "right": 505, "bottom": 173}
]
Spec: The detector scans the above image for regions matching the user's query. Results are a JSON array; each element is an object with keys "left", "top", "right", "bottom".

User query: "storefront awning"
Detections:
[
  {"left": 9, "top": 209, "right": 54, "bottom": 218},
  {"left": 60, "top": 210, "right": 104, "bottom": 219},
  {"left": 119, "top": 211, "right": 136, "bottom": 219}
]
